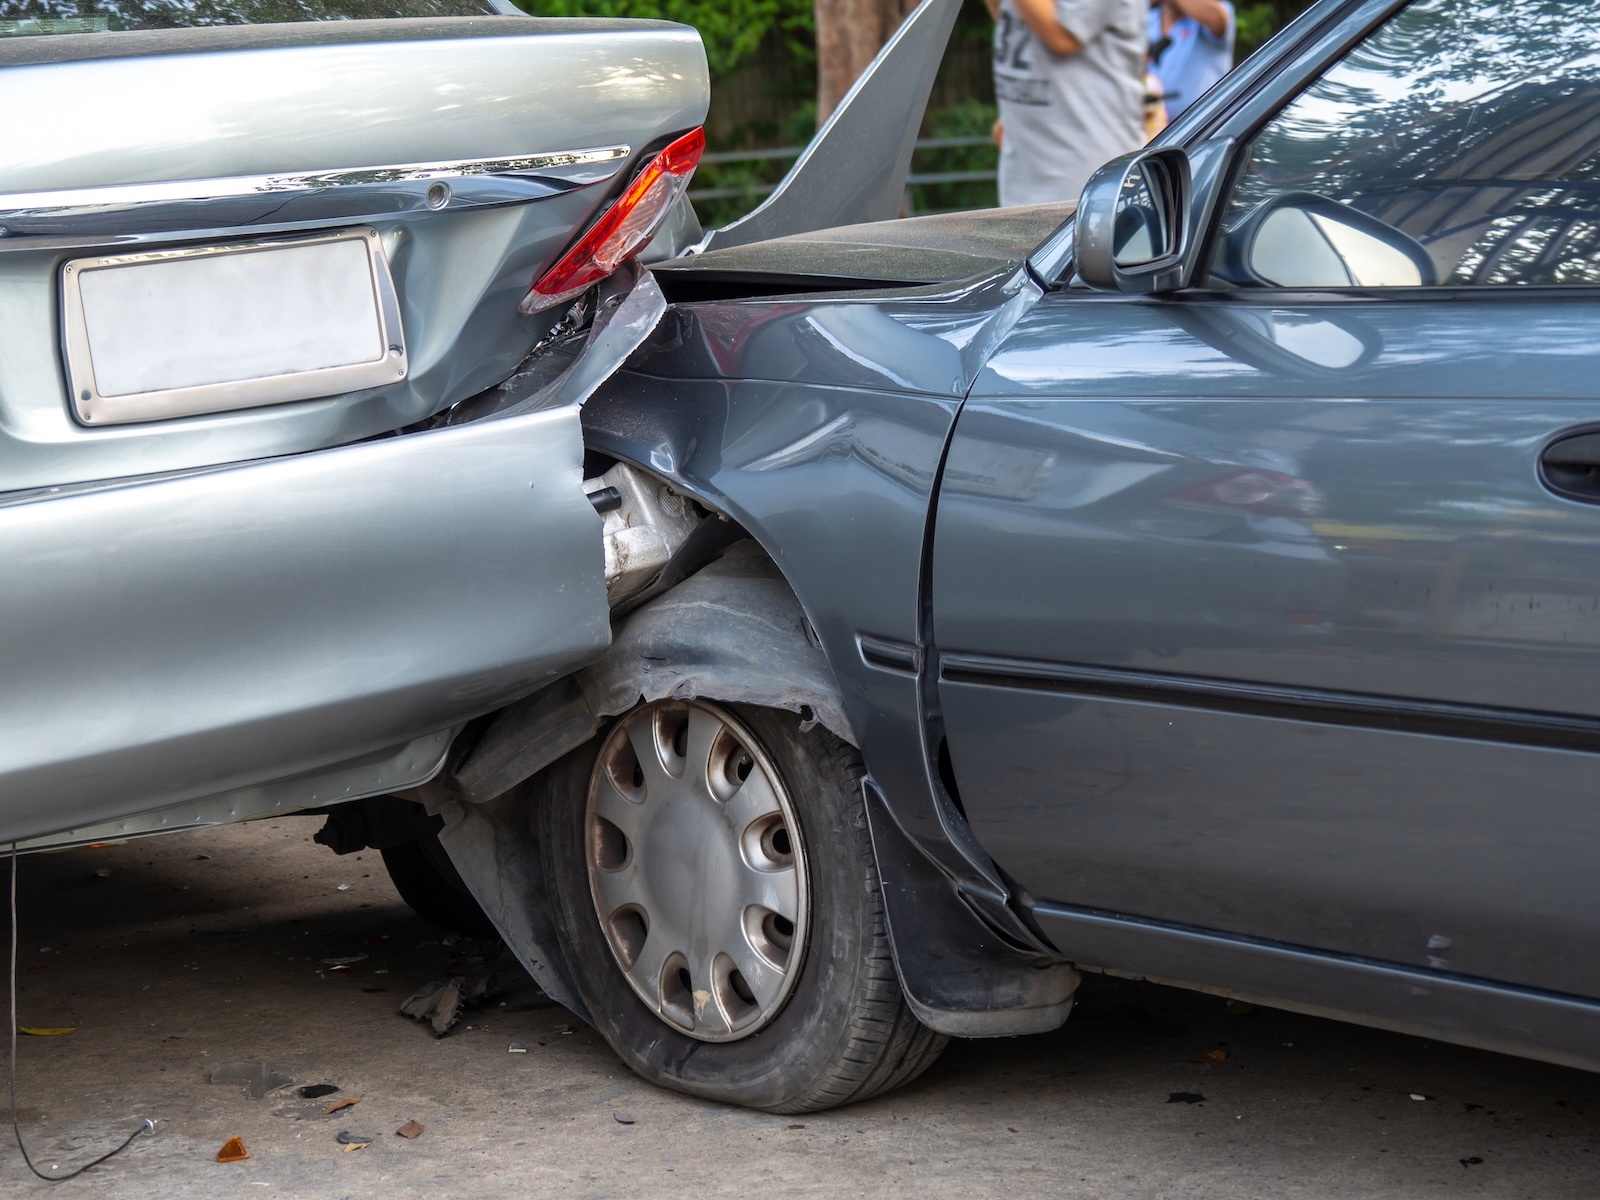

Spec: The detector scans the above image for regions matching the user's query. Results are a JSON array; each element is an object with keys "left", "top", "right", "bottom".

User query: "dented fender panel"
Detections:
[{"left": 455, "top": 541, "right": 853, "bottom": 804}]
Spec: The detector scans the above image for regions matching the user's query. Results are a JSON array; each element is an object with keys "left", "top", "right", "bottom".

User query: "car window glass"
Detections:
[
  {"left": 1210, "top": 0, "right": 1600, "bottom": 288},
  {"left": 0, "top": 0, "right": 499, "bottom": 38}
]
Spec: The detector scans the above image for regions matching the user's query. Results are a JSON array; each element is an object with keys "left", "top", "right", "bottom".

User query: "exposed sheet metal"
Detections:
[{"left": 702, "top": 0, "right": 960, "bottom": 251}]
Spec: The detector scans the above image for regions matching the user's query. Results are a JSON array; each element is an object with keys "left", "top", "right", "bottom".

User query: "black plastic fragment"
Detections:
[{"left": 586, "top": 486, "right": 622, "bottom": 514}]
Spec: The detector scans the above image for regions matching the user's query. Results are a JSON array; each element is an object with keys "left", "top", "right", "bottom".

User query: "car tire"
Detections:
[
  {"left": 539, "top": 698, "right": 947, "bottom": 1112},
  {"left": 380, "top": 831, "right": 499, "bottom": 941}
]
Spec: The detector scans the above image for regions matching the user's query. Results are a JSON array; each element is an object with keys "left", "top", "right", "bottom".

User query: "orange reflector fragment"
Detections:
[{"left": 217, "top": 1136, "right": 250, "bottom": 1163}]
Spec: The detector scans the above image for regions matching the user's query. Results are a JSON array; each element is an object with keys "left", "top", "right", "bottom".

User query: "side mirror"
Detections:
[
  {"left": 1074, "top": 147, "right": 1191, "bottom": 293},
  {"left": 1225, "top": 193, "right": 1437, "bottom": 288}
]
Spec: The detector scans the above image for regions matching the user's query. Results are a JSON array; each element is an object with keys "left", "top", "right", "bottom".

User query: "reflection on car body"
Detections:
[{"left": 10, "top": 0, "right": 1600, "bottom": 1117}]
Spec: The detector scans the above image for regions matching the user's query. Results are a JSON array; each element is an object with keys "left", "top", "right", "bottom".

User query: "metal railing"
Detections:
[{"left": 689, "top": 135, "right": 997, "bottom": 203}]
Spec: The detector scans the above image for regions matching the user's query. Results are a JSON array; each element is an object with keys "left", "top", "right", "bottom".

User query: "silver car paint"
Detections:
[
  {"left": 0, "top": 16, "right": 712, "bottom": 841},
  {"left": 0, "top": 18, "right": 709, "bottom": 493},
  {"left": 0, "top": 403, "right": 611, "bottom": 845},
  {"left": 16, "top": 730, "right": 454, "bottom": 853}
]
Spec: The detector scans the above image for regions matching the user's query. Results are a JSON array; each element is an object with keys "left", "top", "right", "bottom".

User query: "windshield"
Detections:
[{"left": 0, "top": 0, "right": 504, "bottom": 37}]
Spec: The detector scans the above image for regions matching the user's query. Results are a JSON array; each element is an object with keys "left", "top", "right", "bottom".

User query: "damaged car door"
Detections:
[{"left": 0, "top": 4, "right": 708, "bottom": 845}]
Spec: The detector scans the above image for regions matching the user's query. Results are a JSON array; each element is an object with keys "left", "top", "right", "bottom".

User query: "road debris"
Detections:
[
  {"left": 321, "top": 955, "right": 369, "bottom": 966},
  {"left": 1410, "top": 1093, "right": 1433, "bottom": 1101},
  {"left": 508, "top": 1042, "right": 527, "bottom": 1053},
  {"left": 401, "top": 980, "right": 465, "bottom": 1036},
  {"left": 1201, "top": 1047, "right": 1229, "bottom": 1062},
  {"left": 1461, "top": 1156, "right": 1484, "bottom": 1167},
  {"left": 323, "top": 1096, "right": 361, "bottom": 1115},
  {"left": 1167, "top": 1092, "right": 1205, "bottom": 1104},
  {"left": 336, "top": 1130, "right": 373, "bottom": 1150},
  {"left": 19, "top": 1025, "right": 77, "bottom": 1036},
  {"left": 613, "top": 1112, "right": 635, "bottom": 1125},
  {"left": 216, "top": 1136, "right": 250, "bottom": 1163},
  {"left": 211, "top": 1061, "right": 294, "bottom": 1100},
  {"left": 336, "top": 884, "right": 351, "bottom": 892},
  {"left": 400, "top": 947, "right": 517, "bottom": 1037},
  {"left": 396, "top": 1121, "right": 425, "bottom": 1140},
  {"left": 297, "top": 1084, "right": 339, "bottom": 1099}
]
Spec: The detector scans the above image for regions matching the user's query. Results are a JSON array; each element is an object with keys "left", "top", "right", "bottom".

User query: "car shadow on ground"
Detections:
[{"left": 0, "top": 818, "right": 1595, "bottom": 1198}]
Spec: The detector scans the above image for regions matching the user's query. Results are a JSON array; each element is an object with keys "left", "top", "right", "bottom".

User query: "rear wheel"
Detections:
[
  {"left": 540, "top": 698, "right": 946, "bottom": 1112},
  {"left": 381, "top": 831, "right": 498, "bottom": 940}
]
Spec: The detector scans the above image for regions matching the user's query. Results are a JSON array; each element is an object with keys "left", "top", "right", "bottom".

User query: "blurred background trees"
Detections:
[{"left": 525, "top": 0, "right": 1314, "bottom": 221}]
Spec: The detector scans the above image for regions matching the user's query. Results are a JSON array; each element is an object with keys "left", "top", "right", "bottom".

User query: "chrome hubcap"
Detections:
[{"left": 586, "top": 700, "right": 809, "bottom": 1042}]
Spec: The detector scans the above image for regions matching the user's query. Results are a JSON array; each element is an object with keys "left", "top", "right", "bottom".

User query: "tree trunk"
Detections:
[{"left": 814, "top": 0, "right": 921, "bottom": 123}]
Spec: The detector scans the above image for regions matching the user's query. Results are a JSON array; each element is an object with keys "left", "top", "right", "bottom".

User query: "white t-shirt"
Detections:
[{"left": 994, "top": 0, "right": 1147, "bottom": 207}]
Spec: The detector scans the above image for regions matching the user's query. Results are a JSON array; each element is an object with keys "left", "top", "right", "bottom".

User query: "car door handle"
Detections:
[{"left": 1540, "top": 431, "right": 1600, "bottom": 503}]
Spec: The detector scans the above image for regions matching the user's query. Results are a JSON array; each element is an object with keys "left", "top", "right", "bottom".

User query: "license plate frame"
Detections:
[{"left": 62, "top": 227, "right": 406, "bottom": 426}]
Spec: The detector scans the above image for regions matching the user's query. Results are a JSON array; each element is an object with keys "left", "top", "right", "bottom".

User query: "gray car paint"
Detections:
[
  {"left": 577, "top": 0, "right": 1600, "bottom": 1070},
  {"left": 579, "top": 252, "right": 1084, "bottom": 1034},
  {"left": 921, "top": 0, "right": 1600, "bottom": 1070},
  {"left": 939, "top": 291, "right": 1600, "bottom": 1003}
]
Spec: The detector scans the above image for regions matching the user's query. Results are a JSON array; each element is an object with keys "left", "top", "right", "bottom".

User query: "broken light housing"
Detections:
[{"left": 519, "top": 128, "right": 705, "bottom": 314}]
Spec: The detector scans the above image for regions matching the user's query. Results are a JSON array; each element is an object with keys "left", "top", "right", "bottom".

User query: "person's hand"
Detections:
[
  {"left": 1010, "top": 0, "right": 1082, "bottom": 56},
  {"left": 992, "top": 118, "right": 1004, "bottom": 148},
  {"left": 1167, "top": 0, "right": 1231, "bottom": 38}
]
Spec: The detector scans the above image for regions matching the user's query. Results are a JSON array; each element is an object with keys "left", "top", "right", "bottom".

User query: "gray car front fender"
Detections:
[{"left": 426, "top": 540, "right": 854, "bottom": 1017}]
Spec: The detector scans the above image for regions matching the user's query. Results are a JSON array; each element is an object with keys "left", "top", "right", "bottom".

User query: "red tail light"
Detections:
[{"left": 519, "top": 128, "right": 705, "bottom": 314}]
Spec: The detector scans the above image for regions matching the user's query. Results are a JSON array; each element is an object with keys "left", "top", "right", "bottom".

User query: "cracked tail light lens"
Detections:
[{"left": 519, "top": 128, "right": 705, "bottom": 314}]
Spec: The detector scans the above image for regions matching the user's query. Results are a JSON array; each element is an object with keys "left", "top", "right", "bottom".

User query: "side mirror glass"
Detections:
[
  {"left": 1076, "top": 148, "right": 1191, "bottom": 293},
  {"left": 1233, "top": 194, "right": 1438, "bottom": 288},
  {"left": 1113, "top": 161, "right": 1176, "bottom": 266}
]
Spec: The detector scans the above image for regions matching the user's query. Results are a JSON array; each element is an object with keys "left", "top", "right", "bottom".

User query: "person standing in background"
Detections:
[
  {"left": 987, "top": 0, "right": 1147, "bottom": 207},
  {"left": 1146, "top": 0, "right": 1234, "bottom": 120}
]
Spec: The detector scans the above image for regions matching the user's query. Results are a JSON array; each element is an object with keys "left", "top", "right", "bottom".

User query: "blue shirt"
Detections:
[{"left": 1147, "top": 3, "right": 1235, "bottom": 118}]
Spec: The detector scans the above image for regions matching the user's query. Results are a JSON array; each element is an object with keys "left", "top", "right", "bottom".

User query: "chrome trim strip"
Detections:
[
  {"left": 939, "top": 652, "right": 1600, "bottom": 755},
  {"left": 0, "top": 146, "right": 631, "bottom": 218},
  {"left": 63, "top": 228, "right": 407, "bottom": 426}
]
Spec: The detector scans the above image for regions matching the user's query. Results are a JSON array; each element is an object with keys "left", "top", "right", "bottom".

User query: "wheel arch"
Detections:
[{"left": 408, "top": 529, "right": 855, "bottom": 1018}]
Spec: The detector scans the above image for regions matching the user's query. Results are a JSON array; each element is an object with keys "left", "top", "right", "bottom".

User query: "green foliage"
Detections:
[
  {"left": 516, "top": 0, "right": 813, "bottom": 76},
  {"left": 910, "top": 99, "right": 997, "bottom": 214},
  {"left": 1234, "top": 3, "right": 1278, "bottom": 55},
  {"left": 1236, "top": 0, "right": 1315, "bottom": 58}
]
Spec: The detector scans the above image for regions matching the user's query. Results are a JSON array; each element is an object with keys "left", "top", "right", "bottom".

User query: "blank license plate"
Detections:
[{"left": 62, "top": 228, "right": 406, "bottom": 426}]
